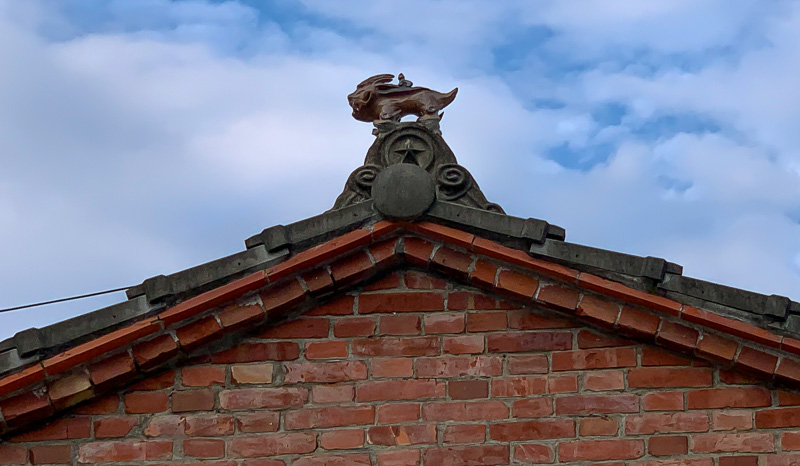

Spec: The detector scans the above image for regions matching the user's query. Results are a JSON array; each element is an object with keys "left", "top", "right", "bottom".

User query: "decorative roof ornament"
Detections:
[{"left": 334, "top": 73, "right": 504, "bottom": 218}]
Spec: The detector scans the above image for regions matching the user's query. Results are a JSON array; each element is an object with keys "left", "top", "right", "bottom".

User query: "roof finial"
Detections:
[{"left": 347, "top": 73, "right": 458, "bottom": 124}]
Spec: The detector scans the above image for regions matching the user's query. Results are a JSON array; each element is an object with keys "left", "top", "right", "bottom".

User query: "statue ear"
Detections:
[{"left": 363, "top": 91, "right": 372, "bottom": 102}]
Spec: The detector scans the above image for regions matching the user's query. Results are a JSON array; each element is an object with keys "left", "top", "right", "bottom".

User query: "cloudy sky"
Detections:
[{"left": 1, "top": 0, "right": 799, "bottom": 341}]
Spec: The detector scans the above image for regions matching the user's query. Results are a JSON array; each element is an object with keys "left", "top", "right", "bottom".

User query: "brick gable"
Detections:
[{"left": 4, "top": 270, "right": 800, "bottom": 464}]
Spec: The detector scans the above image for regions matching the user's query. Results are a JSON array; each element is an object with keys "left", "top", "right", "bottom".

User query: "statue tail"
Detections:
[{"left": 441, "top": 88, "right": 458, "bottom": 107}]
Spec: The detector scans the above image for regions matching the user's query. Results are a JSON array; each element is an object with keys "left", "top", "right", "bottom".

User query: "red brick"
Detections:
[
  {"left": 422, "top": 401, "right": 508, "bottom": 421},
  {"left": 259, "top": 279, "right": 307, "bottom": 316},
  {"left": 29, "top": 445, "right": 72, "bottom": 464},
  {"left": 376, "top": 449, "right": 420, "bottom": 466},
  {"left": 0, "top": 364, "right": 45, "bottom": 398},
  {"left": 364, "top": 272, "right": 402, "bottom": 291},
  {"left": 431, "top": 246, "right": 473, "bottom": 277},
  {"left": 507, "top": 355, "right": 548, "bottom": 374},
  {"left": 580, "top": 416, "right": 619, "bottom": 436},
  {"left": 380, "top": 314, "right": 420, "bottom": 335},
  {"left": 9, "top": 417, "right": 90, "bottom": 442},
  {"left": 293, "top": 453, "right": 371, "bottom": 466},
  {"left": 469, "top": 259, "right": 498, "bottom": 288},
  {"left": 423, "top": 313, "right": 464, "bottom": 334},
  {"left": 176, "top": 316, "right": 223, "bottom": 351},
  {"left": 736, "top": 346, "right": 779, "bottom": 377},
  {"left": 687, "top": 387, "right": 771, "bottom": 409},
  {"left": 444, "top": 424, "right": 486, "bottom": 443},
  {"left": 43, "top": 318, "right": 161, "bottom": 375},
  {"left": 417, "top": 356, "right": 502, "bottom": 378},
  {"left": 443, "top": 335, "right": 484, "bottom": 354},
  {"left": 352, "top": 336, "right": 439, "bottom": 357},
  {"left": 0, "top": 445, "right": 26, "bottom": 464},
  {"left": 642, "top": 391, "right": 684, "bottom": 411},
  {"left": 423, "top": 445, "right": 510, "bottom": 465},
  {"left": 403, "top": 236, "right": 435, "bottom": 266},
  {"left": 466, "top": 311, "right": 507, "bottom": 331},
  {"left": 301, "top": 268, "right": 334, "bottom": 295},
  {"left": 721, "top": 457, "right": 760, "bottom": 466},
  {"left": 713, "top": 411, "right": 753, "bottom": 431},
  {"left": 409, "top": 221, "right": 475, "bottom": 249},
  {"left": 776, "top": 357, "right": 800, "bottom": 385},
  {"left": 48, "top": 373, "right": 94, "bottom": 410},
  {"left": 219, "top": 387, "right": 307, "bottom": 410},
  {"left": 548, "top": 374, "right": 578, "bottom": 393},
  {"left": 512, "top": 397, "right": 553, "bottom": 418},
  {"left": 0, "top": 391, "right": 54, "bottom": 425},
  {"left": 628, "top": 367, "right": 713, "bottom": 388},
  {"left": 656, "top": 320, "right": 700, "bottom": 352},
  {"left": 184, "top": 438, "right": 225, "bottom": 458},
  {"left": 649, "top": 436, "right": 688, "bottom": 456},
  {"left": 451, "top": 291, "right": 515, "bottom": 311},
  {"left": 260, "top": 317, "right": 329, "bottom": 339},
  {"left": 578, "top": 273, "right": 682, "bottom": 315},
  {"left": 552, "top": 347, "right": 636, "bottom": 371},
  {"left": 305, "top": 341, "right": 348, "bottom": 359},
  {"left": 371, "top": 358, "right": 413, "bottom": 378},
  {"left": 73, "top": 395, "right": 119, "bottom": 414},
  {"left": 513, "top": 443, "right": 554, "bottom": 463},
  {"left": 756, "top": 407, "right": 800, "bottom": 428},
  {"left": 616, "top": 306, "right": 660, "bottom": 337},
  {"left": 508, "top": 310, "right": 575, "bottom": 330},
  {"left": 403, "top": 270, "right": 447, "bottom": 290},
  {"left": 491, "top": 376, "right": 546, "bottom": 397},
  {"left": 576, "top": 294, "right": 620, "bottom": 327},
  {"left": 449, "top": 380, "right": 489, "bottom": 399},
  {"left": 377, "top": 403, "right": 420, "bottom": 423},
  {"left": 185, "top": 415, "right": 235, "bottom": 436},
  {"left": 182, "top": 365, "right": 225, "bottom": 386},
  {"left": 495, "top": 269, "right": 538, "bottom": 300},
  {"left": 487, "top": 331, "right": 572, "bottom": 352},
  {"left": 133, "top": 334, "right": 179, "bottom": 371},
  {"left": 537, "top": 284, "right": 580, "bottom": 310},
  {"left": 357, "top": 379, "right": 445, "bottom": 402},
  {"left": 218, "top": 303, "right": 265, "bottom": 329},
  {"left": 584, "top": 371, "right": 625, "bottom": 391},
  {"left": 556, "top": 394, "right": 638, "bottom": 415},
  {"left": 89, "top": 352, "right": 137, "bottom": 389},
  {"left": 577, "top": 330, "right": 634, "bottom": 348},
  {"left": 143, "top": 415, "right": 184, "bottom": 437},
  {"left": 559, "top": 439, "right": 645, "bottom": 462},
  {"left": 783, "top": 432, "right": 800, "bottom": 450},
  {"left": 368, "top": 424, "right": 436, "bottom": 446},
  {"left": 307, "top": 296, "right": 354, "bottom": 316},
  {"left": 284, "top": 361, "right": 367, "bottom": 383},
  {"left": 695, "top": 332, "right": 738, "bottom": 363},
  {"left": 333, "top": 317, "right": 376, "bottom": 337},
  {"left": 211, "top": 341, "right": 300, "bottom": 363},
  {"left": 489, "top": 419, "right": 574, "bottom": 441},
  {"left": 691, "top": 432, "right": 774, "bottom": 453},
  {"left": 778, "top": 389, "right": 800, "bottom": 406},
  {"left": 330, "top": 251, "right": 375, "bottom": 287},
  {"left": 285, "top": 405, "right": 374, "bottom": 429},
  {"left": 641, "top": 347, "right": 693, "bottom": 366},
  {"left": 228, "top": 432, "right": 316, "bottom": 457},
  {"left": 234, "top": 412, "right": 279, "bottom": 433},
  {"left": 321, "top": 429, "right": 365, "bottom": 450},
  {"left": 625, "top": 413, "right": 710, "bottom": 435},
  {"left": 172, "top": 389, "right": 215, "bottom": 412},
  {"left": 359, "top": 292, "right": 444, "bottom": 313},
  {"left": 682, "top": 305, "right": 782, "bottom": 348},
  {"left": 230, "top": 364, "right": 274, "bottom": 384},
  {"left": 78, "top": 440, "right": 172, "bottom": 462},
  {"left": 369, "top": 237, "right": 401, "bottom": 268},
  {"left": 94, "top": 416, "right": 138, "bottom": 438}
]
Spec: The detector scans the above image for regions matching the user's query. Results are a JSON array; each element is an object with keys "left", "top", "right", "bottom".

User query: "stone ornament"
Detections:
[
  {"left": 348, "top": 73, "right": 458, "bottom": 123},
  {"left": 334, "top": 74, "right": 503, "bottom": 217}
]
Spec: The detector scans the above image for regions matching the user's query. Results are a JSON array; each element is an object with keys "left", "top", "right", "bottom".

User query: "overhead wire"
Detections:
[{"left": 0, "top": 286, "right": 133, "bottom": 314}]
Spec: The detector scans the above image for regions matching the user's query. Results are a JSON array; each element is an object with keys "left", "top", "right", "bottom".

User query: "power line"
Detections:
[{"left": 0, "top": 286, "right": 134, "bottom": 314}]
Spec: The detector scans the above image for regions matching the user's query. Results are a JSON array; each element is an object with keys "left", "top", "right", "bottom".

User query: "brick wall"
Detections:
[{"left": 3, "top": 270, "right": 800, "bottom": 465}]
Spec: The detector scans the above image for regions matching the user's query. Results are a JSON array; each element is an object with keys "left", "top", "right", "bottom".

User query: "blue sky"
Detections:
[{"left": 1, "top": 0, "right": 800, "bottom": 340}]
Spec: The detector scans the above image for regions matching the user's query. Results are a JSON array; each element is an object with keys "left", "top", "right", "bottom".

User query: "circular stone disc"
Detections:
[{"left": 372, "top": 163, "right": 436, "bottom": 219}]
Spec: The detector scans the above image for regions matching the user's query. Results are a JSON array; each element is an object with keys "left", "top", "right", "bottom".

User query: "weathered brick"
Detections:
[
  {"left": 371, "top": 358, "right": 413, "bottom": 378},
  {"left": 368, "top": 424, "right": 436, "bottom": 445},
  {"left": 628, "top": 367, "right": 713, "bottom": 388},
  {"left": 443, "top": 424, "right": 486, "bottom": 444},
  {"left": 94, "top": 416, "right": 138, "bottom": 438},
  {"left": 422, "top": 400, "right": 508, "bottom": 421},
  {"left": 552, "top": 347, "right": 636, "bottom": 371},
  {"left": 182, "top": 365, "right": 225, "bottom": 387},
  {"left": 235, "top": 412, "right": 279, "bottom": 433},
  {"left": 417, "top": 356, "right": 502, "bottom": 378},
  {"left": 184, "top": 438, "right": 225, "bottom": 459},
  {"left": 556, "top": 394, "right": 639, "bottom": 415},
  {"left": 691, "top": 432, "right": 774, "bottom": 453},
  {"left": 423, "top": 313, "right": 465, "bottom": 334},
  {"left": 284, "top": 361, "right": 367, "bottom": 383},
  {"left": 357, "top": 379, "right": 445, "bottom": 402},
  {"left": 78, "top": 440, "right": 172, "bottom": 462},
  {"left": 211, "top": 341, "right": 300, "bottom": 363},
  {"left": 625, "top": 413, "right": 710, "bottom": 435},
  {"left": 422, "top": 445, "right": 510, "bottom": 465},
  {"left": 321, "top": 429, "right": 365, "bottom": 450},
  {"left": 377, "top": 403, "right": 420, "bottom": 423},
  {"left": 305, "top": 340, "right": 348, "bottom": 359},
  {"left": 487, "top": 331, "right": 572, "bottom": 352},
  {"left": 559, "top": 439, "right": 644, "bottom": 462},
  {"left": 333, "top": 317, "right": 376, "bottom": 337},
  {"left": 491, "top": 376, "right": 547, "bottom": 397},
  {"left": 124, "top": 391, "right": 168, "bottom": 414},
  {"left": 443, "top": 335, "right": 484, "bottom": 354},
  {"left": 686, "top": 387, "right": 771, "bottom": 409},
  {"left": 219, "top": 387, "right": 307, "bottom": 410},
  {"left": 259, "top": 317, "right": 329, "bottom": 339},
  {"left": 359, "top": 292, "right": 444, "bottom": 313},
  {"left": 352, "top": 336, "right": 439, "bottom": 357},
  {"left": 580, "top": 416, "right": 619, "bottom": 436},
  {"left": 231, "top": 364, "right": 274, "bottom": 384},
  {"left": 29, "top": 445, "right": 72, "bottom": 464},
  {"left": 489, "top": 419, "right": 574, "bottom": 441},
  {"left": 380, "top": 314, "right": 421, "bottom": 335},
  {"left": 449, "top": 380, "right": 489, "bottom": 400},
  {"left": 513, "top": 443, "right": 554, "bottom": 463},
  {"left": 285, "top": 405, "right": 375, "bottom": 429},
  {"left": 228, "top": 433, "right": 316, "bottom": 457},
  {"left": 649, "top": 436, "right": 688, "bottom": 456}
]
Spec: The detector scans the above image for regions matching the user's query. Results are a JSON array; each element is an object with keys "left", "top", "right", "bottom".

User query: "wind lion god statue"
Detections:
[{"left": 347, "top": 73, "right": 458, "bottom": 123}]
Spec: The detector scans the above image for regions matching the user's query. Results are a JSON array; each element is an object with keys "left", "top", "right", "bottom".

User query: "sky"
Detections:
[{"left": 1, "top": 0, "right": 800, "bottom": 341}]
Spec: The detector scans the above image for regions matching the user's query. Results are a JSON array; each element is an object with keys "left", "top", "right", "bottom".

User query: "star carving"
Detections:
[{"left": 393, "top": 138, "right": 426, "bottom": 165}]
